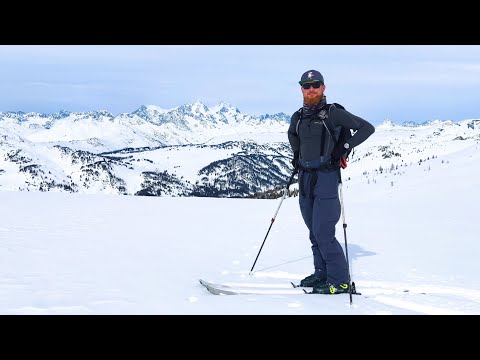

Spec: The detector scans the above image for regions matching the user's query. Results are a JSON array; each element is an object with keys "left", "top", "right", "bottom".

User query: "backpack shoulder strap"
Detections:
[
  {"left": 294, "top": 107, "right": 303, "bottom": 135},
  {"left": 332, "top": 102, "right": 345, "bottom": 110},
  {"left": 322, "top": 104, "right": 336, "bottom": 141}
]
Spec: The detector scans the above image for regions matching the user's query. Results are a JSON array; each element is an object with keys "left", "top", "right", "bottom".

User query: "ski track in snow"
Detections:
[
  {"left": 204, "top": 273, "right": 480, "bottom": 314},
  {"left": 359, "top": 281, "right": 480, "bottom": 314}
]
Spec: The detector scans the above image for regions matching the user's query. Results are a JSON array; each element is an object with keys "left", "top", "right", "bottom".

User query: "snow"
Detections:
[
  {"left": 1, "top": 138, "right": 479, "bottom": 314},
  {"left": 145, "top": 105, "right": 173, "bottom": 113},
  {"left": 203, "top": 131, "right": 288, "bottom": 145},
  {"left": 0, "top": 102, "right": 289, "bottom": 149}
]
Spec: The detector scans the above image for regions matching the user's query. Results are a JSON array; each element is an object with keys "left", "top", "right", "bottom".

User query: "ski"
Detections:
[
  {"left": 199, "top": 279, "right": 426, "bottom": 297},
  {"left": 290, "top": 281, "right": 362, "bottom": 295},
  {"left": 199, "top": 279, "right": 307, "bottom": 295},
  {"left": 199, "top": 279, "right": 297, "bottom": 289},
  {"left": 200, "top": 279, "right": 366, "bottom": 296}
]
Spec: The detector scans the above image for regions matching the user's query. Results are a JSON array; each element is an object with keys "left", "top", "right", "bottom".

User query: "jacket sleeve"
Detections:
[
  {"left": 332, "top": 107, "right": 375, "bottom": 148},
  {"left": 287, "top": 112, "right": 300, "bottom": 155}
]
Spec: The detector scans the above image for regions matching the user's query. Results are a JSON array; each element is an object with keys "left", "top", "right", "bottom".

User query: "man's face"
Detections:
[{"left": 301, "top": 81, "right": 325, "bottom": 105}]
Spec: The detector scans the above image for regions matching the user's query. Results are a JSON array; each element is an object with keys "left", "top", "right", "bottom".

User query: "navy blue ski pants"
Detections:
[{"left": 298, "top": 165, "right": 348, "bottom": 285}]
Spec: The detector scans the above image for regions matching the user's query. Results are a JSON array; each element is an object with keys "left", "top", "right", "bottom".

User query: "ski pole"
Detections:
[
  {"left": 337, "top": 168, "right": 354, "bottom": 305},
  {"left": 249, "top": 169, "right": 297, "bottom": 275}
]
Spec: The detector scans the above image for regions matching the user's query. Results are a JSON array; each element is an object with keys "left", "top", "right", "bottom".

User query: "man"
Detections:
[{"left": 288, "top": 69, "right": 375, "bottom": 294}]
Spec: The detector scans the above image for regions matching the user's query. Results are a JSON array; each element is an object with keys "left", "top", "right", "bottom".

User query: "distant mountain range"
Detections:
[
  {"left": 1, "top": 101, "right": 479, "bottom": 197},
  {"left": 0, "top": 101, "right": 289, "bottom": 152}
]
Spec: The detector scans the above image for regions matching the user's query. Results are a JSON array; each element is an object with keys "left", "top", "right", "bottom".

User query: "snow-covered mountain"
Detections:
[
  {"left": 1, "top": 102, "right": 479, "bottom": 197},
  {"left": 0, "top": 101, "right": 289, "bottom": 152}
]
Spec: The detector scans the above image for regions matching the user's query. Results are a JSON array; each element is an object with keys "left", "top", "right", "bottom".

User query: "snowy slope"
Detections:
[{"left": 0, "top": 139, "right": 478, "bottom": 314}]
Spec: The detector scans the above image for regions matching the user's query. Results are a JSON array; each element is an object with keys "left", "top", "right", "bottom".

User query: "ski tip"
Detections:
[{"left": 199, "top": 279, "right": 210, "bottom": 287}]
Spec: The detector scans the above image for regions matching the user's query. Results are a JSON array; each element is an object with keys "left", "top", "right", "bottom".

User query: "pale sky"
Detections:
[{"left": 1, "top": 45, "right": 480, "bottom": 125}]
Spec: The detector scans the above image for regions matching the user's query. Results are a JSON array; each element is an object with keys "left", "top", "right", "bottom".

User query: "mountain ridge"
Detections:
[{"left": 1, "top": 101, "right": 479, "bottom": 198}]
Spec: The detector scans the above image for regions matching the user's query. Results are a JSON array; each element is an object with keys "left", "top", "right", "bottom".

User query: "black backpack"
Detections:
[{"left": 295, "top": 103, "right": 354, "bottom": 161}]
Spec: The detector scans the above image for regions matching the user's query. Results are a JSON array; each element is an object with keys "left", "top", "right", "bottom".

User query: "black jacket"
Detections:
[{"left": 288, "top": 104, "right": 375, "bottom": 162}]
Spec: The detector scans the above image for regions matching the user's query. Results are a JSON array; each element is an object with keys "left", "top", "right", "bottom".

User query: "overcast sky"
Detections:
[{"left": 1, "top": 45, "right": 480, "bottom": 125}]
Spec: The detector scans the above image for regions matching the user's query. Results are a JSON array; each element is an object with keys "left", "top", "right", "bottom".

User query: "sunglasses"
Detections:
[{"left": 302, "top": 82, "right": 323, "bottom": 90}]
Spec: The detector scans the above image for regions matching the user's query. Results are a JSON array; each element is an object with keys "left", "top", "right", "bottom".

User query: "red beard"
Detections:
[{"left": 303, "top": 92, "right": 323, "bottom": 106}]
